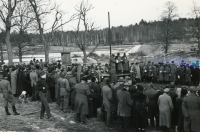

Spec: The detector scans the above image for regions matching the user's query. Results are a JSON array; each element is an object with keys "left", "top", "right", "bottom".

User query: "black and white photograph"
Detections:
[{"left": 0, "top": 0, "right": 200, "bottom": 131}]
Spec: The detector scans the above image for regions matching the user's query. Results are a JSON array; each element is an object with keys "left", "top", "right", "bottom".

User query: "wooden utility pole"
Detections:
[{"left": 108, "top": 12, "right": 111, "bottom": 57}]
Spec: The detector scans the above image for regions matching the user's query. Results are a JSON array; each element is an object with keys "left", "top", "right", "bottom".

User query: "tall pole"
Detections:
[{"left": 108, "top": 12, "right": 111, "bottom": 57}]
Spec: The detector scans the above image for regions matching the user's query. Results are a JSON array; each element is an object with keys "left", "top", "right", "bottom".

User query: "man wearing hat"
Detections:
[
  {"left": 163, "top": 63, "right": 171, "bottom": 84},
  {"left": 112, "top": 77, "right": 125, "bottom": 120},
  {"left": 57, "top": 70, "right": 70, "bottom": 113},
  {"left": 182, "top": 86, "right": 200, "bottom": 132},
  {"left": 74, "top": 77, "right": 91, "bottom": 124},
  {"left": 169, "top": 61, "right": 177, "bottom": 84},
  {"left": 185, "top": 64, "right": 191, "bottom": 86},
  {"left": 0, "top": 74, "right": 20, "bottom": 115},
  {"left": 158, "top": 86, "right": 173, "bottom": 130},
  {"left": 132, "top": 62, "right": 141, "bottom": 83},
  {"left": 36, "top": 71, "right": 52, "bottom": 119},
  {"left": 177, "top": 65, "right": 185, "bottom": 85},
  {"left": 110, "top": 54, "right": 116, "bottom": 70},
  {"left": 102, "top": 78, "right": 114, "bottom": 127},
  {"left": 158, "top": 62, "right": 164, "bottom": 84},
  {"left": 146, "top": 61, "right": 153, "bottom": 82},
  {"left": 144, "top": 83, "right": 159, "bottom": 127},
  {"left": 117, "top": 81, "right": 132, "bottom": 131}
]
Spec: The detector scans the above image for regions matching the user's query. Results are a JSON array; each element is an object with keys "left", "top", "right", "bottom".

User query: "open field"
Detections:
[{"left": 2, "top": 43, "right": 200, "bottom": 65}]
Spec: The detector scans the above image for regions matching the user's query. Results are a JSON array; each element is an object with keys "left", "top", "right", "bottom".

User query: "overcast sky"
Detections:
[{"left": 45, "top": 0, "right": 200, "bottom": 31}]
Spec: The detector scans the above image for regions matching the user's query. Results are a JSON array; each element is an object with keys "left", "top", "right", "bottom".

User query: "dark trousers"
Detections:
[
  {"left": 49, "top": 86, "right": 55, "bottom": 102},
  {"left": 120, "top": 116, "right": 130, "bottom": 129},
  {"left": 131, "top": 105, "right": 137, "bottom": 128},
  {"left": 137, "top": 112, "right": 146, "bottom": 129},
  {"left": 178, "top": 115, "right": 184, "bottom": 132},
  {"left": 76, "top": 113, "right": 86, "bottom": 122},
  {"left": 39, "top": 92, "right": 51, "bottom": 118},
  {"left": 148, "top": 105, "right": 159, "bottom": 127},
  {"left": 31, "top": 84, "right": 39, "bottom": 101},
  {"left": 102, "top": 111, "right": 111, "bottom": 126},
  {"left": 93, "top": 101, "right": 98, "bottom": 117}
]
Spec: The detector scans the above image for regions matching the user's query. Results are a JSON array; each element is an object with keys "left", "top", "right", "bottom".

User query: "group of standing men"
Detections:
[{"left": 110, "top": 53, "right": 200, "bottom": 86}]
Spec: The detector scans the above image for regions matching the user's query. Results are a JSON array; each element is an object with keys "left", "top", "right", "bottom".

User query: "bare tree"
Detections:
[
  {"left": 160, "top": 1, "right": 178, "bottom": 54},
  {"left": 73, "top": 0, "right": 100, "bottom": 63},
  {"left": 28, "top": 0, "right": 76, "bottom": 62},
  {"left": 191, "top": 1, "right": 200, "bottom": 55},
  {"left": 0, "top": 0, "right": 19, "bottom": 65},
  {"left": 12, "top": 0, "right": 34, "bottom": 62}
]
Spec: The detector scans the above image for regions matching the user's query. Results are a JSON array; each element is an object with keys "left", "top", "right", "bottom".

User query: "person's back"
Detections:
[
  {"left": 0, "top": 79, "right": 10, "bottom": 93},
  {"left": 182, "top": 88, "right": 200, "bottom": 132},
  {"left": 30, "top": 71, "right": 38, "bottom": 87},
  {"left": 57, "top": 78, "right": 69, "bottom": 91}
]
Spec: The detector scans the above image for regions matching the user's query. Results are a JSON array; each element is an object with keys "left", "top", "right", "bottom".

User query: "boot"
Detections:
[
  {"left": 12, "top": 105, "right": 20, "bottom": 115},
  {"left": 5, "top": 106, "right": 11, "bottom": 115}
]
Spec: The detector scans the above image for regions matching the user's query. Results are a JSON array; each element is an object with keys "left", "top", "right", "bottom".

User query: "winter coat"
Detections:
[
  {"left": 116, "top": 56, "right": 123, "bottom": 71},
  {"left": 110, "top": 57, "right": 116, "bottom": 68},
  {"left": 182, "top": 93, "right": 200, "bottom": 132},
  {"left": 69, "top": 77, "right": 77, "bottom": 105},
  {"left": 74, "top": 83, "right": 91, "bottom": 114},
  {"left": 164, "top": 65, "right": 170, "bottom": 81},
  {"left": 109, "top": 68, "right": 117, "bottom": 84},
  {"left": 185, "top": 67, "right": 191, "bottom": 82},
  {"left": 147, "top": 64, "right": 153, "bottom": 77},
  {"left": 102, "top": 84, "right": 113, "bottom": 112},
  {"left": 122, "top": 56, "right": 129, "bottom": 71},
  {"left": 158, "top": 65, "right": 164, "bottom": 81},
  {"left": 170, "top": 65, "right": 177, "bottom": 82},
  {"left": 158, "top": 93, "right": 173, "bottom": 128},
  {"left": 117, "top": 89, "right": 132, "bottom": 117},
  {"left": 0, "top": 79, "right": 16, "bottom": 104},
  {"left": 10, "top": 71, "right": 17, "bottom": 94},
  {"left": 16, "top": 70, "right": 27, "bottom": 96}
]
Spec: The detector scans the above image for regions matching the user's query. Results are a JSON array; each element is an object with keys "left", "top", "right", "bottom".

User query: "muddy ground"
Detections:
[{"left": 0, "top": 83, "right": 176, "bottom": 132}]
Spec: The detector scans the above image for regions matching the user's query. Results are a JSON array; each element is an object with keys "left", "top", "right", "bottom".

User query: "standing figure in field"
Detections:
[
  {"left": 57, "top": 72, "right": 70, "bottom": 113},
  {"left": 110, "top": 54, "right": 116, "bottom": 70},
  {"left": 169, "top": 61, "right": 177, "bottom": 84},
  {"left": 182, "top": 86, "right": 200, "bottom": 132},
  {"left": 158, "top": 86, "right": 173, "bottom": 130},
  {"left": 0, "top": 74, "right": 20, "bottom": 115},
  {"left": 185, "top": 64, "right": 191, "bottom": 86},
  {"left": 158, "top": 62, "right": 164, "bottom": 84},
  {"left": 164, "top": 63, "right": 171, "bottom": 84},
  {"left": 147, "top": 61, "right": 153, "bottom": 82},
  {"left": 74, "top": 77, "right": 91, "bottom": 124},
  {"left": 122, "top": 53, "right": 129, "bottom": 73},
  {"left": 115, "top": 53, "right": 123, "bottom": 74}
]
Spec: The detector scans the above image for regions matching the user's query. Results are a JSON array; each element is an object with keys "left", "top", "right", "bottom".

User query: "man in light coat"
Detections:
[{"left": 182, "top": 86, "right": 200, "bottom": 132}]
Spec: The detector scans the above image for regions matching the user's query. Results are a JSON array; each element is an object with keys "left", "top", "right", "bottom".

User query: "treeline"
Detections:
[
  {"left": 0, "top": 17, "right": 198, "bottom": 47},
  {"left": 40, "top": 18, "right": 198, "bottom": 46}
]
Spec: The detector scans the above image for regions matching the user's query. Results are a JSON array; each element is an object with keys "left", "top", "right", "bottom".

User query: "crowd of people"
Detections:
[{"left": 0, "top": 55, "right": 200, "bottom": 132}]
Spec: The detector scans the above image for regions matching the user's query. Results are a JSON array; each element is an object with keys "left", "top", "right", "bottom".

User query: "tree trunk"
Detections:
[
  {"left": 5, "top": 26, "right": 13, "bottom": 65},
  {"left": 83, "top": 50, "right": 87, "bottom": 63},
  {"left": 39, "top": 27, "right": 49, "bottom": 62},
  {"left": 5, "top": 0, "right": 13, "bottom": 66}
]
